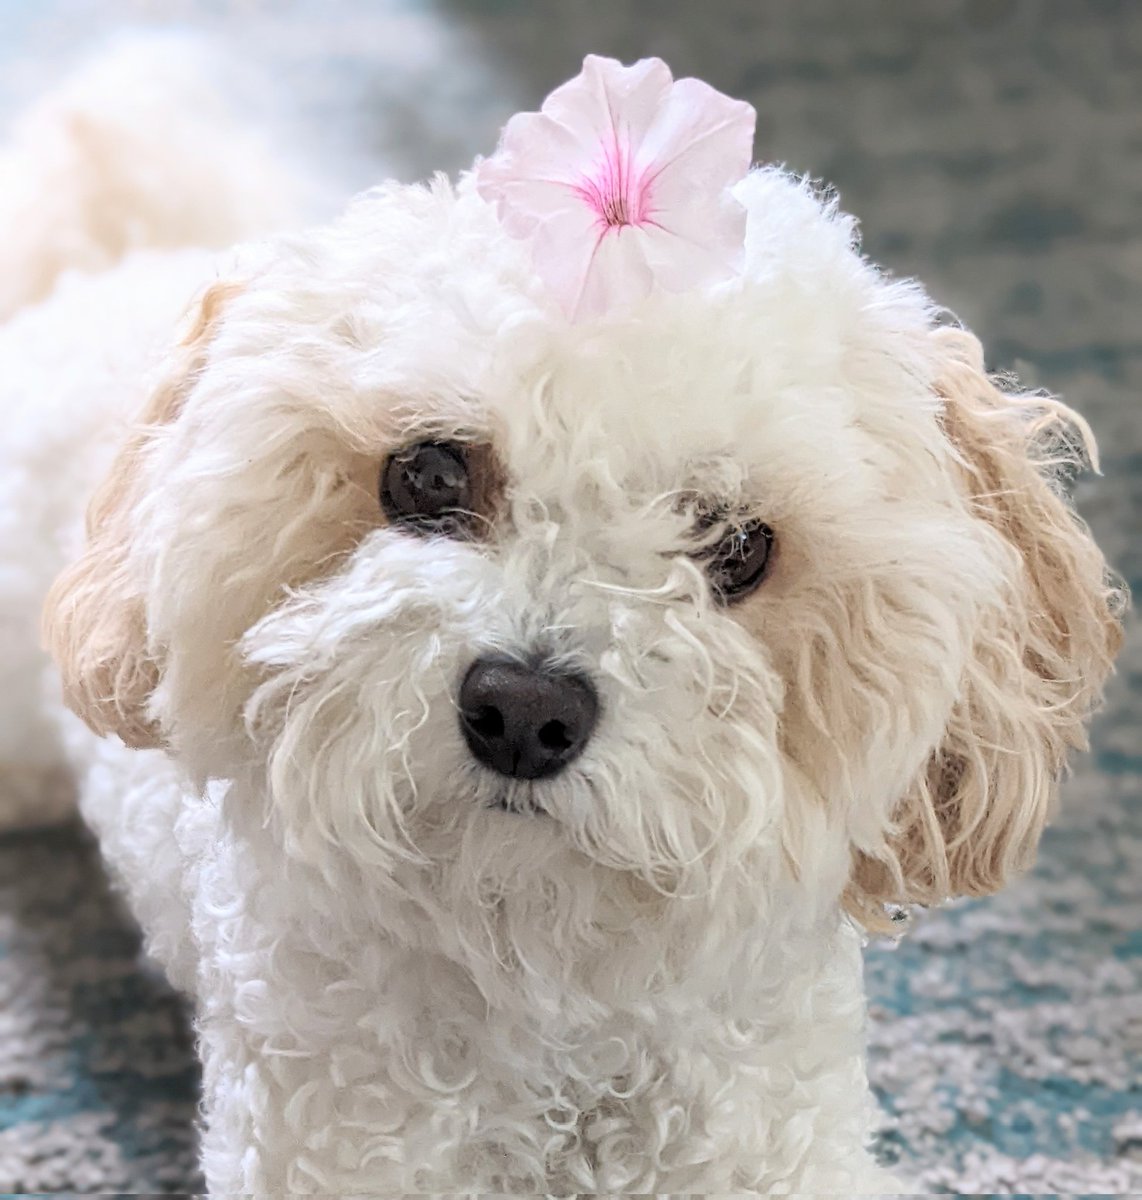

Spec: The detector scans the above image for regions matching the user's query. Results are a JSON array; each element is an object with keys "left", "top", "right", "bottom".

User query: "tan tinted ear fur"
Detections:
[
  {"left": 846, "top": 327, "right": 1124, "bottom": 931},
  {"left": 42, "top": 280, "right": 241, "bottom": 748}
]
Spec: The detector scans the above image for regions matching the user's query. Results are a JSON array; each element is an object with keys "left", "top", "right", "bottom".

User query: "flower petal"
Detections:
[
  {"left": 527, "top": 202, "right": 607, "bottom": 317},
  {"left": 544, "top": 55, "right": 675, "bottom": 163},
  {"left": 478, "top": 170, "right": 584, "bottom": 240},
  {"left": 480, "top": 110, "right": 588, "bottom": 189},
  {"left": 639, "top": 195, "right": 747, "bottom": 294},
  {"left": 572, "top": 226, "right": 655, "bottom": 320},
  {"left": 637, "top": 77, "right": 755, "bottom": 196}
]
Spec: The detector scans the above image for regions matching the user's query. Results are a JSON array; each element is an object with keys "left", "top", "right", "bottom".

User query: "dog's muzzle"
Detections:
[{"left": 458, "top": 656, "right": 598, "bottom": 781}]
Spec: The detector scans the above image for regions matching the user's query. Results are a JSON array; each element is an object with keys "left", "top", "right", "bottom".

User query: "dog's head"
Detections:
[{"left": 44, "top": 159, "right": 1121, "bottom": 989}]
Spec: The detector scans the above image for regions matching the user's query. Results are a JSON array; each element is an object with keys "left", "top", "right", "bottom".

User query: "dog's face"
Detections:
[{"left": 46, "top": 168, "right": 1121, "bottom": 991}]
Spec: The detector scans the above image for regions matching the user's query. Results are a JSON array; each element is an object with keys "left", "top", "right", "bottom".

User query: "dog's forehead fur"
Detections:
[{"left": 211, "top": 165, "right": 948, "bottom": 514}]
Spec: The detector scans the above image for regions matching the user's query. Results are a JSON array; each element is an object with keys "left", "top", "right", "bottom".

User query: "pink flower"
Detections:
[{"left": 476, "top": 55, "right": 756, "bottom": 321}]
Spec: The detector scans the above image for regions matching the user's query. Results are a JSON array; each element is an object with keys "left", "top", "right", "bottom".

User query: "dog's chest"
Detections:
[{"left": 188, "top": 842, "right": 871, "bottom": 1194}]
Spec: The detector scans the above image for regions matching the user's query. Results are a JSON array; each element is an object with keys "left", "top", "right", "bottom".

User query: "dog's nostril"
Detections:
[
  {"left": 537, "top": 719, "right": 572, "bottom": 752},
  {"left": 459, "top": 656, "right": 599, "bottom": 783},
  {"left": 471, "top": 706, "right": 505, "bottom": 739}
]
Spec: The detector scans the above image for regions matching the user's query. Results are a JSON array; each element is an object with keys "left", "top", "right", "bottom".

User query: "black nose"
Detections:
[{"left": 458, "top": 656, "right": 598, "bottom": 781}]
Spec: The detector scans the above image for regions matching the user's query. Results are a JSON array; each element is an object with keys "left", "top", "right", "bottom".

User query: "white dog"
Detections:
[{"left": 0, "top": 46, "right": 1122, "bottom": 1195}]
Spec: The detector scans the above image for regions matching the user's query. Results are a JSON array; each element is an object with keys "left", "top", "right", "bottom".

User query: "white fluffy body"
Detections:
[{"left": 0, "top": 50, "right": 1120, "bottom": 1195}]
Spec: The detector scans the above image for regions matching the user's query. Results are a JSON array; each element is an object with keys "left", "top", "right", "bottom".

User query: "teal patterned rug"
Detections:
[{"left": 1, "top": 0, "right": 1139, "bottom": 1192}]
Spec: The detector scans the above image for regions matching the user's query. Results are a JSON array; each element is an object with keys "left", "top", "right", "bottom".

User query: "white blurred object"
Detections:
[
  {"left": 0, "top": 35, "right": 307, "bottom": 322},
  {"left": 0, "top": 37, "right": 306, "bottom": 829}
]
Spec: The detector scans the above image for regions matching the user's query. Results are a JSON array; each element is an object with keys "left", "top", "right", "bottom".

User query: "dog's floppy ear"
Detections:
[
  {"left": 846, "top": 327, "right": 1124, "bottom": 930},
  {"left": 42, "top": 280, "right": 240, "bottom": 748}
]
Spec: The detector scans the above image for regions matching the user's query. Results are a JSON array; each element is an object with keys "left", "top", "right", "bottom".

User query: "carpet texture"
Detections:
[{"left": 1, "top": 0, "right": 1139, "bottom": 1192}]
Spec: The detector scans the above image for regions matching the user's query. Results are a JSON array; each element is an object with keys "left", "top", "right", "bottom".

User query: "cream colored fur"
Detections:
[{"left": 0, "top": 48, "right": 1122, "bottom": 1195}]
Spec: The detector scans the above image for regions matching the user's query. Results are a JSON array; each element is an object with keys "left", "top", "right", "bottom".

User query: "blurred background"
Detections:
[{"left": 0, "top": 0, "right": 1138, "bottom": 1192}]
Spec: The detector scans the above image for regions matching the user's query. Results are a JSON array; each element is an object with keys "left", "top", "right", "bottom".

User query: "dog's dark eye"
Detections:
[
  {"left": 703, "top": 518, "right": 775, "bottom": 602},
  {"left": 380, "top": 441, "right": 473, "bottom": 533}
]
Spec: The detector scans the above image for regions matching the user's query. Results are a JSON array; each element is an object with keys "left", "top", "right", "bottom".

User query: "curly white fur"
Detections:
[{"left": 0, "top": 49, "right": 1121, "bottom": 1195}]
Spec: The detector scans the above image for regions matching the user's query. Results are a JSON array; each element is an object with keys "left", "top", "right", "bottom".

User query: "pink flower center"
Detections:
[{"left": 574, "top": 135, "right": 653, "bottom": 230}]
